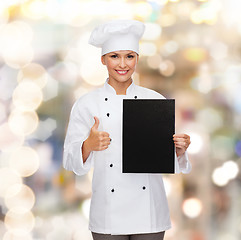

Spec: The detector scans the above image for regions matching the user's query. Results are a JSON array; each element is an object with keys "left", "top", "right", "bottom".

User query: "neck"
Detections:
[{"left": 108, "top": 78, "right": 132, "bottom": 95}]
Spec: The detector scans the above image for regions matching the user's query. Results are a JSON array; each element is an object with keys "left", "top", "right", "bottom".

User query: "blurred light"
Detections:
[
  {"left": 8, "top": 110, "right": 39, "bottom": 136},
  {"left": 45, "top": 0, "right": 60, "bottom": 21},
  {"left": 35, "top": 143, "right": 53, "bottom": 173},
  {"left": 31, "top": 118, "right": 57, "bottom": 141},
  {"left": 3, "top": 230, "right": 32, "bottom": 240},
  {"left": 190, "top": 2, "right": 219, "bottom": 25},
  {"left": 0, "top": 123, "right": 24, "bottom": 152},
  {"left": 151, "top": 0, "right": 168, "bottom": 5},
  {"left": 75, "top": 32, "right": 107, "bottom": 86},
  {"left": 182, "top": 198, "right": 202, "bottom": 218},
  {"left": 147, "top": 54, "right": 162, "bottom": 69},
  {"left": 159, "top": 60, "right": 175, "bottom": 77},
  {"left": 212, "top": 167, "right": 229, "bottom": 187},
  {"left": 0, "top": 0, "right": 28, "bottom": 8},
  {"left": 212, "top": 160, "right": 239, "bottom": 186},
  {"left": 21, "top": 0, "right": 46, "bottom": 19},
  {"left": 132, "top": 2, "right": 153, "bottom": 19},
  {"left": 187, "top": 133, "right": 203, "bottom": 154},
  {"left": 13, "top": 82, "right": 43, "bottom": 111},
  {"left": 59, "top": 0, "right": 132, "bottom": 20},
  {"left": 0, "top": 21, "right": 34, "bottom": 69},
  {"left": 159, "top": 14, "right": 176, "bottom": 27},
  {"left": 42, "top": 75, "right": 59, "bottom": 101},
  {"left": 142, "top": 23, "right": 162, "bottom": 40},
  {"left": 57, "top": 0, "right": 82, "bottom": 25},
  {"left": 4, "top": 210, "right": 35, "bottom": 232},
  {"left": 220, "top": 0, "right": 241, "bottom": 27},
  {"left": 10, "top": 146, "right": 40, "bottom": 177},
  {"left": 0, "top": 102, "right": 7, "bottom": 122},
  {"left": 82, "top": 198, "right": 91, "bottom": 220},
  {"left": 81, "top": 59, "right": 107, "bottom": 86},
  {"left": 183, "top": 48, "right": 207, "bottom": 62},
  {"left": 211, "top": 135, "right": 235, "bottom": 160},
  {"left": 0, "top": 65, "right": 18, "bottom": 101},
  {"left": 46, "top": 216, "right": 72, "bottom": 239},
  {"left": 3, "top": 45, "right": 34, "bottom": 69},
  {"left": 74, "top": 87, "right": 89, "bottom": 100},
  {"left": 0, "top": 168, "right": 22, "bottom": 198},
  {"left": 191, "top": 64, "right": 213, "bottom": 93},
  {"left": 175, "top": 1, "right": 196, "bottom": 18},
  {"left": 0, "top": 6, "right": 9, "bottom": 24},
  {"left": 17, "top": 63, "right": 48, "bottom": 89},
  {"left": 140, "top": 42, "right": 157, "bottom": 56},
  {"left": 162, "top": 40, "right": 179, "bottom": 55},
  {"left": 223, "top": 161, "right": 239, "bottom": 180},
  {"left": 163, "top": 177, "right": 172, "bottom": 197},
  {"left": 0, "top": 21, "right": 33, "bottom": 49},
  {"left": 48, "top": 61, "right": 78, "bottom": 86},
  {"left": 4, "top": 184, "right": 35, "bottom": 213},
  {"left": 210, "top": 42, "right": 228, "bottom": 61},
  {"left": 235, "top": 141, "right": 241, "bottom": 157},
  {"left": 197, "top": 108, "right": 223, "bottom": 133}
]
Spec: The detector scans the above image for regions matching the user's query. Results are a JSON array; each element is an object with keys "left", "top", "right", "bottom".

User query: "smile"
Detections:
[{"left": 115, "top": 70, "right": 129, "bottom": 75}]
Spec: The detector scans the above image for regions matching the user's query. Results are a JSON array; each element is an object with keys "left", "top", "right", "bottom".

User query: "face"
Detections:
[{"left": 101, "top": 50, "right": 139, "bottom": 84}]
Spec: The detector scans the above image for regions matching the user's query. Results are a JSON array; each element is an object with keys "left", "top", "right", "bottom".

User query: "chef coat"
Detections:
[{"left": 63, "top": 78, "right": 191, "bottom": 235}]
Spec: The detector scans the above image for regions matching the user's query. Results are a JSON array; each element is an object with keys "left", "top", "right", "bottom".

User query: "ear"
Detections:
[
  {"left": 101, "top": 55, "right": 106, "bottom": 65},
  {"left": 136, "top": 54, "right": 139, "bottom": 64}
]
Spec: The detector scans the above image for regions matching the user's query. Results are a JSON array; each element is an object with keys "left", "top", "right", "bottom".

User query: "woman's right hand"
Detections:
[{"left": 82, "top": 116, "right": 111, "bottom": 162}]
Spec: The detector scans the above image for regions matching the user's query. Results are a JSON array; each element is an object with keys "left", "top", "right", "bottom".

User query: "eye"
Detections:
[
  {"left": 127, "top": 55, "right": 134, "bottom": 59},
  {"left": 110, "top": 54, "right": 118, "bottom": 58}
]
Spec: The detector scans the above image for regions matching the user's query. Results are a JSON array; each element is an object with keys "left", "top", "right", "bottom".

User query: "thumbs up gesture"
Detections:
[{"left": 85, "top": 116, "right": 111, "bottom": 152}]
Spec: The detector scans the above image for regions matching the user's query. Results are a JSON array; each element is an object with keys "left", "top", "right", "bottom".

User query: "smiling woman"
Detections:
[
  {"left": 63, "top": 19, "right": 191, "bottom": 240},
  {"left": 101, "top": 50, "right": 139, "bottom": 95}
]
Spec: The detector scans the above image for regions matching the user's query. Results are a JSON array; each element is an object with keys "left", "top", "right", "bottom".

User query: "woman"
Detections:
[{"left": 63, "top": 20, "right": 191, "bottom": 240}]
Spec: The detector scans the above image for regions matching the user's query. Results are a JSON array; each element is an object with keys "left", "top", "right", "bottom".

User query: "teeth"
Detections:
[{"left": 117, "top": 71, "right": 127, "bottom": 74}]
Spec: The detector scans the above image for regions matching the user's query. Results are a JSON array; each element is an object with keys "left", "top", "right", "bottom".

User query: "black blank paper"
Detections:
[{"left": 122, "top": 99, "right": 175, "bottom": 174}]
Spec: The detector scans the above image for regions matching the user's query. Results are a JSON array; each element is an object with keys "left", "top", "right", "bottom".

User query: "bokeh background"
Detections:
[{"left": 0, "top": 0, "right": 241, "bottom": 239}]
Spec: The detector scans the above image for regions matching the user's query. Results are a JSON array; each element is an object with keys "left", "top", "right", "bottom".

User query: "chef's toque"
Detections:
[{"left": 88, "top": 19, "right": 145, "bottom": 56}]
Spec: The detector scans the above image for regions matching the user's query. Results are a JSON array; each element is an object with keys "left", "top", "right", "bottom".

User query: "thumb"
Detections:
[{"left": 92, "top": 116, "right": 99, "bottom": 130}]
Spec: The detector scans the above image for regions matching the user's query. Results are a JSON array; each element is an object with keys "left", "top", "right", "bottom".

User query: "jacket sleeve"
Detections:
[
  {"left": 174, "top": 151, "right": 192, "bottom": 174},
  {"left": 63, "top": 99, "right": 94, "bottom": 176}
]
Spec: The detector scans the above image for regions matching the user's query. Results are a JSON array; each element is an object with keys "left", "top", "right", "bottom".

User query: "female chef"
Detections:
[{"left": 63, "top": 20, "right": 191, "bottom": 240}]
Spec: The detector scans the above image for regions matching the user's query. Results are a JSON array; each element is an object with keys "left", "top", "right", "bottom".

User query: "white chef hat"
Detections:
[{"left": 88, "top": 19, "right": 145, "bottom": 56}]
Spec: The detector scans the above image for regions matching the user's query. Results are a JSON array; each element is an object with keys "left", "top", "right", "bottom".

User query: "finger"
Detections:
[
  {"left": 102, "top": 139, "right": 111, "bottom": 145},
  {"left": 92, "top": 116, "right": 99, "bottom": 130},
  {"left": 173, "top": 134, "right": 190, "bottom": 139},
  {"left": 100, "top": 131, "right": 110, "bottom": 137},
  {"left": 174, "top": 142, "right": 187, "bottom": 148},
  {"left": 173, "top": 138, "right": 190, "bottom": 145},
  {"left": 173, "top": 139, "right": 190, "bottom": 145}
]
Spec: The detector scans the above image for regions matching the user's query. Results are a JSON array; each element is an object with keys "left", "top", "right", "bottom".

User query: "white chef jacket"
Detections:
[{"left": 63, "top": 78, "right": 191, "bottom": 235}]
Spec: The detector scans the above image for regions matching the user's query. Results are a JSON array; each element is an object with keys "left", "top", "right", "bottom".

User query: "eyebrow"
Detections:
[{"left": 110, "top": 52, "right": 135, "bottom": 55}]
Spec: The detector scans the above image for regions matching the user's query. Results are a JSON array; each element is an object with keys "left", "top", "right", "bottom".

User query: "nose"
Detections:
[{"left": 119, "top": 57, "right": 127, "bottom": 69}]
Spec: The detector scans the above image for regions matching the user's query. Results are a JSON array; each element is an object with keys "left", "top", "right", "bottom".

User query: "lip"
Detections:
[{"left": 115, "top": 70, "right": 129, "bottom": 75}]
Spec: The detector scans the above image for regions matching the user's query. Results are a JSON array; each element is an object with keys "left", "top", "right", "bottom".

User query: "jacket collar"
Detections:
[{"left": 103, "top": 78, "right": 135, "bottom": 96}]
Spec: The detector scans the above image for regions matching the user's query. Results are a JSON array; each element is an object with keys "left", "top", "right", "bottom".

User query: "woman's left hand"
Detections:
[{"left": 173, "top": 134, "right": 191, "bottom": 157}]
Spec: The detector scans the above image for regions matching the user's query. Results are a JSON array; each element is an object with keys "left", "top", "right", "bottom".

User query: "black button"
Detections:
[
  {"left": 110, "top": 164, "right": 113, "bottom": 167},
  {"left": 107, "top": 113, "right": 110, "bottom": 117},
  {"left": 111, "top": 189, "right": 115, "bottom": 192},
  {"left": 105, "top": 98, "right": 108, "bottom": 101},
  {"left": 143, "top": 186, "right": 146, "bottom": 190},
  {"left": 134, "top": 96, "right": 137, "bottom": 99}
]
